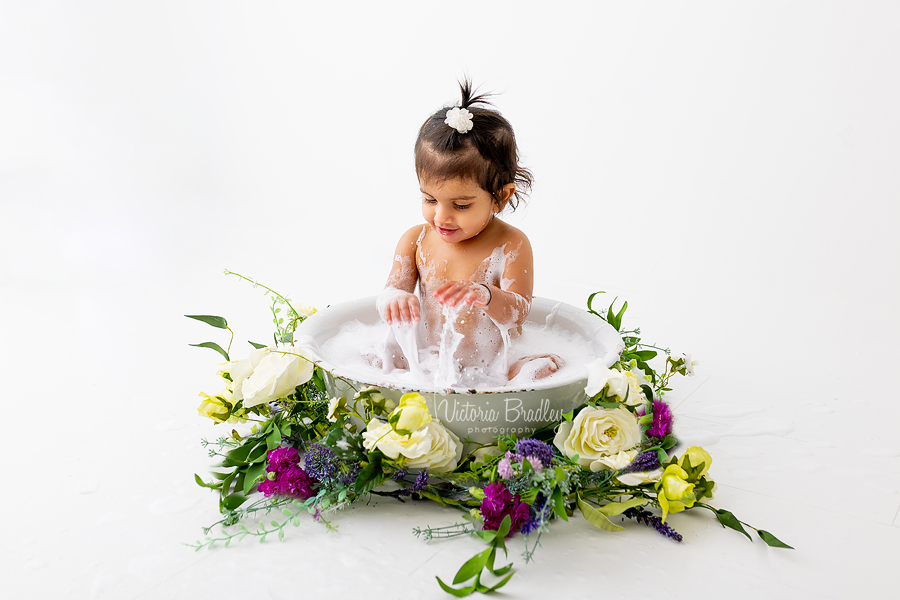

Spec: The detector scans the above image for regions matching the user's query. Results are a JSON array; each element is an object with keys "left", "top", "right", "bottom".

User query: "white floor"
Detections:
[{"left": 2, "top": 2, "right": 899, "bottom": 599}]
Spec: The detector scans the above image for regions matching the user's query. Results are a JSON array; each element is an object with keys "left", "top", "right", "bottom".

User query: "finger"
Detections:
[
  {"left": 398, "top": 299, "right": 412, "bottom": 323},
  {"left": 408, "top": 297, "right": 421, "bottom": 322}
]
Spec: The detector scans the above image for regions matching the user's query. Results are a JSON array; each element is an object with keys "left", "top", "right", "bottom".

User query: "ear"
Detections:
[{"left": 493, "top": 183, "right": 516, "bottom": 212}]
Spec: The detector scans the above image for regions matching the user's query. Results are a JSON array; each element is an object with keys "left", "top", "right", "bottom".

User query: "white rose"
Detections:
[
  {"left": 362, "top": 418, "right": 462, "bottom": 473},
  {"left": 553, "top": 405, "right": 642, "bottom": 471},
  {"left": 616, "top": 468, "right": 663, "bottom": 486},
  {"left": 238, "top": 346, "right": 315, "bottom": 408},
  {"left": 444, "top": 107, "right": 474, "bottom": 133},
  {"left": 584, "top": 359, "right": 629, "bottom": 399},
  {"left": 219, "top": 348, "right": 265, "bottom": 393}
]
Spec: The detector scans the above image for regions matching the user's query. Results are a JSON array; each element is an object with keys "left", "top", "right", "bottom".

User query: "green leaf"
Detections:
[
  {"left": 194, "top": 473, "right": 221, "bottom": 489},
  {"left": 436, "top": 576, "right": 477, "bottom": 597},
  {"left": 354, "top": 455, "right": 385, "bottom": 496},
  {"left": 222, "top": 492, "right": 248, "bottom": 511},
  {"left": 593, "top": 401, "right": 622, "bottom": 409},
  {"left": 597, "top": 497, "right": 650, "bottom": 517},
  {"left": 248, "top": 340, "right": 267, "bottom": 350},
  {"left": 185, "top": 314, "right": 229, "bottom": 329},
  {"left": 189, "top": 341, "right": 230, "bottom": 361},
  {"left": 562, "top": 409, "right": 574, "bottom": 423},
  {"left": 453, "top": 548, "right": 491, "bottom": 584},
  {"left": 577, "top": 495, "right": 624, "bottom": 532},
  {"left": 243, "top": 462, "right": 266, "bottom": 494},
  {"left": 714, "top": 508, "right": 752, "bottom": 541},
  {"left": 550, "top": 487, "right": 569, "bottom": 522},
  {"left": 477, "top": 569, "right": 515, "bottom": 593},
  {"left": 758, "top": 530, "right": 793, "bottom": 549},
  {"left": 633, "top": 350, "right": 657, "bottom": 361}
]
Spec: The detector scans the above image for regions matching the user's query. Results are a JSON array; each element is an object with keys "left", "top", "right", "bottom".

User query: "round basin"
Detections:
[{"left": 294, "top": 296, "right": 624, "bottom": 444}]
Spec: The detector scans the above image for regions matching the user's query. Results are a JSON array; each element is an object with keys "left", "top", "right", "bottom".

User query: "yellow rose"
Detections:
[
  {"left": 553, "top": 406, "right": 642, "bottom": 471},
  {"left": 680, "top": 446, "right": 712, "bottom": 479},
  {"left": 390, "top": 393, "right": 432, "bottom": 434},
  {"left": 361, "top": 418, "right": 462, "bottom": 473},
  {"left": 198, "top": 392, "right": 230, "bottom": 423},
  {"left": 655, "top": 464, "right": 696, "bottom": 521}
]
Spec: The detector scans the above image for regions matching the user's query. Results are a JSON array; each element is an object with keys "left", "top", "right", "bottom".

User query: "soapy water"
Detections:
[{"left": 319, "top": 307, "right": 596, "bottom": 391}]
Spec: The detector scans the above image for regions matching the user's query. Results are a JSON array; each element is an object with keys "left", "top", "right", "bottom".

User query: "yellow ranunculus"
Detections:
[
  {"left": 679, "top": 446, "right": 712, "bottom": 479},
  {"left": 655, "top": 464, "right": 696, "bottom": 521},
  {"left": 198, "top": 392, "right": 230, "bottom": 424},
  {"left": 391, "top": 393, "right": 432, "bottom": 434}
]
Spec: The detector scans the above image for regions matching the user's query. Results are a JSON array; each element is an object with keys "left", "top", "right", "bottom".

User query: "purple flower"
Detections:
[
  {"left": 304, "top": 443, "right": 340, "bottom": 483},
  {"left": 624, "top": 507, "right": 682, "bottom": 542},
  {"left": 258, "top": 465, "right": 316, "bottom": 500},
  {"left": 647, "top": 400, "right": 673, "bottom": 439},
  {"left": 410, "top": 470, "right": 429, "bottom": 492},
  {"left": 480, "top": 481, "right": 529, "bottom": 535},
  {"left": 258, "top": 447, "right": 317, "bottom": 500},
  {"left": 497, "top": 458, "right": 515, "bottom": 480},
  {"left": 622, "top": 451, "right": 661, "bottom": 474},
  {"left": 515, "top": 439, "right": 554, "bottom": 469},
  {"left": 266, "top": 446, "right": 301, "bottom": 474},
  {"left": 520, "top": 494, "right": 550, "bottom": 536}
]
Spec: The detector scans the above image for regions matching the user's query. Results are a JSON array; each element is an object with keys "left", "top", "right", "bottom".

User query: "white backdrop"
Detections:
[{"left": 2, "top": 2, "right": 899, "bottom": 599}]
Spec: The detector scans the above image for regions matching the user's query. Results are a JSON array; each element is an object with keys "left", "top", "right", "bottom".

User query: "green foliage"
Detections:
[{"left": 189, "top": 341, "right": 229, "bottom": 361}]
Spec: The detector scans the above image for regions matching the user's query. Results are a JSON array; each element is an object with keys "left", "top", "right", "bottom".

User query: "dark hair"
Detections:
[{"left": 414, "top": 79, "right": 533, "bottom": 210}]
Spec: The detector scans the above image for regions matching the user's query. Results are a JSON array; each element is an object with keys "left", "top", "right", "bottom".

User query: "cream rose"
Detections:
[
  {"left": 616, "top": 468, "right": 663, "bottom": 486},
  {"left": 553, "top": 405, "right": 642, "bottom": 472},
  {"left": 362, "top": 418, "right": 462, "bottom": 472},
  {"left": 236, "top": 346, "right": 315, "bottom": 408}
]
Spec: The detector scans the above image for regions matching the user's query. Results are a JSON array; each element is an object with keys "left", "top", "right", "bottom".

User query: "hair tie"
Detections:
[{"left": 444, "top": 107, "right": 474, "bottom": 134}]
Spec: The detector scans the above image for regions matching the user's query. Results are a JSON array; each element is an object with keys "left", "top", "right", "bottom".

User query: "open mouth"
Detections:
[{"left": 437, "top": 226, "right": 457, "bottom": 236}]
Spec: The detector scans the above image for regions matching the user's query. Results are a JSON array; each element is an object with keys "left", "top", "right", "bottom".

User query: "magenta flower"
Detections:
[
  {"left": 647, "top": 400, "right": 673, "bottom": 438},
  {"left": 480, "top": 481, "right": 530, "bottom": 535},
  {"left": 257, "top": 446, "right": 317, "bottom": 500}
]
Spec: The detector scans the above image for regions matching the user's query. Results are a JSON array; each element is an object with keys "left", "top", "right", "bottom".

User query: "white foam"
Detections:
[{"left": 320, "top": 317, "right": 596, "bottom": 391}]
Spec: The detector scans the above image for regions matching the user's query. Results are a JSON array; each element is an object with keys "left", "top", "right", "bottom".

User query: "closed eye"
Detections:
[{"left": 454, "top": 204, "right": 471, "bottom": 210}]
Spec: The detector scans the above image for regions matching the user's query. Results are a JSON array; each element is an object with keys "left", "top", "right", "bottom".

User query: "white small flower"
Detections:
[
  {"left": 444, "top": 107, "right": 474, "bottom": 133},
  {"left": 335, "top": 439, "right": 350, "bottom": 450},
  {"left": 681, "top": 353, "right": 699, "bottom": 376},
  {"left": 300, "top": 417, "right": 313, "bottom": 426},
  {"left": 327, "top": 396, "right": 341, "bottom": 422}
]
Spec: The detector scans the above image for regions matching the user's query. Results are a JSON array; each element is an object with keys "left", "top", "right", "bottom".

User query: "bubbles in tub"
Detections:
[{"left": 319, "top": 317, "right": 595, "bottom": 391}]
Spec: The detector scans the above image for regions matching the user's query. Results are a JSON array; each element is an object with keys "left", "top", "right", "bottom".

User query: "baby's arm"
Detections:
[
  {"left": 434, "top": 231, "right": 534, "bottom": 327},
  {"left": 378, "top": 225, "right": 424, "bottom": 325}
]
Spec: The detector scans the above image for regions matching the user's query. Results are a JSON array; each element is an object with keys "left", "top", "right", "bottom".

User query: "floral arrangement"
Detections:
[{"left": 187, "top": 274, "right": 790, "bottom": 596}]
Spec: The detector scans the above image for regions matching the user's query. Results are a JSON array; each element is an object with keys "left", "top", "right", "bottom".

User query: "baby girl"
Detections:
[{"left": 377, "top": 80, "right": 561, "bottom": 385}]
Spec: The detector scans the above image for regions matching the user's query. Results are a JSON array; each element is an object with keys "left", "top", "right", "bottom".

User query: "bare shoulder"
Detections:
[
  {"left": 396, "top": 224, "right": 428, "bottom": 252},
  {"left": 494, "top": 221, "right": 533, "bottom": 257}
]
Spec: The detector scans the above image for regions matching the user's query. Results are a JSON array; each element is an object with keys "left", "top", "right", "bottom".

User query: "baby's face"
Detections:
[{"left": 420, "top": 177, "right": 497, "bottom": 244}]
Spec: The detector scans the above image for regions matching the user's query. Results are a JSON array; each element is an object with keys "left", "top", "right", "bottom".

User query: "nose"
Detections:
[{"left": 435, "top": 205, "right": 452, "bottom": 225}]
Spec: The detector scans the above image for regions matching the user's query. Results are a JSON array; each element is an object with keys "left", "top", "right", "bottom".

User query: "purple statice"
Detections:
[
  {"left": 623, "top": 507, "right": 683, "bottom": 542},
  {"left": 303, "top": 443, "right": 340, "bottom": 484},
  {"left": 497, "top": 458, "right": 515, "bottom": 480},
  {"left": 480, "top": 481, "right": 530, "bottom": 535},
  {"left": 647, "top": 399, "right": 673, "bottom": 439},
  {"left": 515, "top": 438, "right": 554, "bottom": 469},
  {"left": 622, "top": 451, "right": 661, "bottom": 474},
  {"left": 520, "top": 493, "right": 550, "bottom": 536}
]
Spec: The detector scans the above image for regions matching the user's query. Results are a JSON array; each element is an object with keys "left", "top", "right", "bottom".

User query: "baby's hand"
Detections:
[
  {"left": 378, "top": 288, "right": 421, "bottom": 326},
  {"left": 433, "top": 280, "right": 491, "bottom": 308}
]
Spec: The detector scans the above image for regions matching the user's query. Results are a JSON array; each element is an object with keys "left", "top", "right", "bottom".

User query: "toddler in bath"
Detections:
[{"left": 377, "top": 80, "right": 561, "bottom": 384}]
